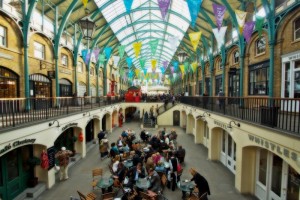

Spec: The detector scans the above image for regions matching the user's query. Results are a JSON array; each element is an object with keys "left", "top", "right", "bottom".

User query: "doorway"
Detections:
[
  {"left": 220, "top": 130, "right": 236, "bottom": 174},
  {"left": 54, "top": 128, "right": 75, "bottom": 152},
  {"left": 85, "top": 120, "right": 94, "bottom": 143},
  {"left": 173, "top": 110, "right": 180, "bottom": 126}
]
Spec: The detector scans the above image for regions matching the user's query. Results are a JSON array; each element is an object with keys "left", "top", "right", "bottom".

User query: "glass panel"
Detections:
[
  {"left": 249, "top": 67, "right": 269, "bottom": 95},
  {"left": 34, "top": 42, "right": 45, "bottom": 59},
  {"left": 271, "top": 155, "right": 282, "bottom": 196},
  {"left": 259, "top": 149, "right": 268, "bottom": 186},
  {"left": 233, "top": 143, "right": 236, "bottom": 161},
  {"left": 287, "top": 166, "right": 300, "bottom": 200},
  {"left": 228, "top": 135, "right": 232, "bottom": 157},
  {"left": 284, "top": 63, "right": 290, "bottom": 98},
  {"left": 0, "top": 25, "right": 6, "bottom": 47},
  {"left": 21, "top": 146, "right": 30, "bottom": 172},
  {"left": 0, "top": 158, "right": 2, "bottom": 186},
  {"left": 6, "top": 149, "right": 19, "bottom": 181},
  {"left": 294, "top": 70, "right": 300, "bottom": 98},
  {"left": 215, "top": 75, "right": 222, "bottom": 96},
  {"left": 222, "top": 131, "right": 226, "bottom": 153}
]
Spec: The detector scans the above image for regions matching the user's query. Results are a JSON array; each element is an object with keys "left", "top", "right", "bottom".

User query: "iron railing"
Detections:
[
  {"left": 180, "top": 96, "right": 300, "bottom": 135},
  {"left": 0, "top": 96, "right": 121, "bottom": 131}
]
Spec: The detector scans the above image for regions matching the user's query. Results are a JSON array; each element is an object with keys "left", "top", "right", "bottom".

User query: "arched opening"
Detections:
[
  {"left": 78, "top": 82, "right": 86, "bottom": 97},
  {"left": 85, "top": 119, "right": 95, "bottom": 143},
  {"left": 173, "top": 110, "right": 180, "bottom": 126},
  {"left": 101, "top": 113, "right": 111, "bottom": 132},
  {"left": 186, "top": 114, "right": 195, "bottom": 134},
  {"left": 0, "top": 66, "right": 19, "bottom": 98},
  {"left": 181, "top": 111, "right": 187, "bottom": 129},
  {"left": 125, "top": 106, "right": 138, "bottom": 122},
  {"left": 54, "top": 128, "right": 76, "bottom": 154},
  {"left": 112, "top": 110, "right": 118, "bottom": 128},
  {"left": 195, "top": 118, "right": 208, "bottom": 145},
  {"left": 59, "top": 78, "right": 72, "bottom": 97},
  {"left": 29, "top": 74, "right": 52, "bottom": 109}
]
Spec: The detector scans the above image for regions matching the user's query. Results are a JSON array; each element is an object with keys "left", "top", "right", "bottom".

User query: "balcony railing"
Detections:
[
  {"left": 180, "top": 96, "right": 300, "bottom": 136},
  {"left": 0, "top": 96, "right": 121, "bottom": 132}
]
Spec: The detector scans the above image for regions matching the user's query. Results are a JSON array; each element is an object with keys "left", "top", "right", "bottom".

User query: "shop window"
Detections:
[
  {"left": 215, "top": 75, "right": 222, "bottom": 95},
  {"left": 34, "top": 42, "right": 45, "bottom": 59},
  {"left": 249, "top": 66, "right": 269, "bottom": 95},
  {"left": 255, "top": 36, "right": 266, "bottom": 55},
  {"left": 61, "top": 54, "right": 68, "bottom": 67},
  {"left": 216, "top": 58, "right": 222, "bottom": 70},
  {"left": 77, "top": 62, "right": 83, "bottom": 73},
  {"left": 233, "top": 51, "right": 239, "bottom": 64},
  {"left": 90, "top": 67, "right": 95, "bottom": 76},
  {"left": 294, "top": 18, "right": 300, "bottom": 41},
  {"left": 0, "top": 25, "right": 7, "bottom": 47},
  {"left": 0, "top": 67, "right": 18, "bottom": 98}
]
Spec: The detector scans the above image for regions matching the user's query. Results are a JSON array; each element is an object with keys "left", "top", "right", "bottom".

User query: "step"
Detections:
[{"left": 14, "top": 182, "right": 46, "bottom": 200}]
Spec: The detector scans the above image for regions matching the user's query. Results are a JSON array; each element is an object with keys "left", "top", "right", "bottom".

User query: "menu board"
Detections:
[{"left": 47, "top": 146, "right": 56, "bottom": 170}]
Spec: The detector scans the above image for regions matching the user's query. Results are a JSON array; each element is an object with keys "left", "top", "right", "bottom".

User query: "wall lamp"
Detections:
[
  {"left": 83, "top": 111, "right": 91, "bottom": 116},
  {"left": 199, "top": 112, "right": 210, "bottom": 118},
  {"left": 49, "top": 120, "right": 60, "bottom": 127},
  {"left": 228, "top": 121, "right": 240, "bottom": 128}
]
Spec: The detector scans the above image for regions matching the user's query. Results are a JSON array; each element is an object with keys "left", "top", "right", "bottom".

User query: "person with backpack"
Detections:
[{"left": 167, "top": 152, "right": 179, "bottom": 191}]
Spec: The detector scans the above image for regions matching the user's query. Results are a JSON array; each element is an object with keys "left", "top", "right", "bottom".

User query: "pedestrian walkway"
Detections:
[{"left": 37, "top": 121, "right": 256, "bottom": 200}]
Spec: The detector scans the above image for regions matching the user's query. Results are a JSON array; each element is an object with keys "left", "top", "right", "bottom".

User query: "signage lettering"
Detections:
[
  {"left": 248, "top": 134, "right": 299, "bottom": 162},
  {"left": 214, "top": 120, "right": 229, "bottom": 130},
  {"left": 62, "top": 123, "right": 78, "bottom": 131},
  {"left": 0, "top": 139, "right": 36, "bottom": 155},
  {"left": 288, "top": 53, "right": 300, "bottom": 61},
  {"left": 59, "top": 69, "right": 72, "bottom": 75}
]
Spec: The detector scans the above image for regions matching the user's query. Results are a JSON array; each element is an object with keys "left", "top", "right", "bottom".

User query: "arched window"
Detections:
[
  {"left": 77, "top": 62, "right": 83, "bottom": 73},
  {"left": 256, "top": 36, "right": 266, "bottom": 55},
  {"left": 233, "top": 51, "right": 240, "bottom": 64},
  {"left": 216, "top": 58, "right": 222, "bottom": 70},
  {"left": 294, "top": 17, "right": 300, "bottom": 41},
  {"left": 90, "top": 67, "right": 95, "bottom": 76}
]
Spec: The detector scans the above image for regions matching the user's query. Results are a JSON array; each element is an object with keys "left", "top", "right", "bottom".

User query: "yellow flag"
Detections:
[
  {"left": 189, "top": 32, "right": 202, "bottom": 51},
  {"left": 135, "top": 69, "right": 140, "bottom": 77},
  {"left": 180, "top": 65, "right": 185, "bottom": 74},
  {"left": 151, "top": 60, "right": 157, "bottom": 68},
  {"left": 235, "top": 10, "right": 247, "bottom": 34},
  {"left": 191, "top": 62, "right": 198, "bottom": 73},
  {"left": 82, "top": 0, "right": 88, "bottom": 8},
  {"left": 133, "top": 42, "right": 142, "bottom": 58}
]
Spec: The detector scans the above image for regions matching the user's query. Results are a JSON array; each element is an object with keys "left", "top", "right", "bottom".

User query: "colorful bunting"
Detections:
[
  {"left": 189, "top": 32, "right": 202, "bottom": 51},
  {"left": 160, "top": 67, "right": 165, "bottom": 74},
  {"left": 93, "top": 48, "right": 100, "bottom": 62},
  {"left": 187, "top": 0, "right": 203, "bottom": 27},
  {"left": 212, "top": 26, "right": 227, "bottom": 49},
  {"left": 85, "top": 51, "right": 91, "bottom": 65},
  {"left": 151, "top": 60, "right": 157, "bottom": 68},
  {"left": 235, "top": 10, "right": 247, "bottom": 34},
  {"left": 157, "top": 0, "right": 171, "bottom": 20},
  {"left": 123, "top": 0, "right": 134, "bottom": 14},
  {"left": 82, "top": 0, "right": 88, "bottom": 8},
  {"left": 126, "top": 57, "right": 133, "bottom": 68},
  {"left": 139, "top": 58, "right": 146, "bottom": 69},
  {"left": 135, "top": 69, "right": 140, "bottom": 77},
  {"left": 173, "top": 61, "right": 179, "bottom": 71},
  {"left": 255, "top": 16, "right": 264, "bottom": 38},
  {"left": 184, "top": 61, "right": 189, "bottom": 72},
  {"left": 162, "top": 61, "right": 169, "bottom": 69},
  {"left": 212, "top": 3, "right": 226, "bottom": 30},
  {"left": 104, "top": 47, "right": 112, "bottom": 60},
  {"left": 149, "top": 39, "right": 159, "bottom": 55},
  {"left": 133, "top": 42, "right": 142, "bottom": 58},
  {"left": 170, "top": 67, "right": 175, "bottom": 73},
  {"left": 99, "top": 54, "right": 106, "bottom": 65},
  {"left": 112, "top": 56, "right": 120, "bottom": 67},
  {"left": 191, "top": 62, "right": 198, "bottom": 73},
  {"left": 118, "top": 45, "right": 125, "bottom": 59},
  {"left": 81, "top": 49, "right": 88, "bottom": 61},
  {"left": 180, "top": 65, "right": 185, "bottom": 74},
  {"left": 243, "top": 21, "right": 255, "bottom": 43},
  {"left": 143, "top": 68, "right": 147, "bottom": 75}
]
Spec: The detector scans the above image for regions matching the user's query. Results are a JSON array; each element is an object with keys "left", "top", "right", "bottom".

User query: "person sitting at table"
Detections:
[
  {"left": 117, "top": 136, "right": 123, "bottom": 148},
  {"left": 121, "top": 130, "right": 128, "bottom": 138},
  {"left": 164, "top": 135, "right": 170, "bottom": 145},
  {"left": 146, "top": 154, "right": 155, "bottom": 171},
  {"left": 116, "top": 162, "right": 127, "bottom": 183},
  {"left": 147, "top": 168, "right": 162, "bottom": 199},
  {"left": 190, "top": 168, "right": 210, "bottom": 200},
  {"left": 153, "top": 152, "right": 163, "bottom": 165},
  {"left": 176, "top": 145, "right": 186, "bottom": 164},
  {"left": 110, "top": 142, "right": 120, "bottom": 156},
  {"left": 122, "top": 142, "right": 130, "bottom": 153},
  {"left": 128, "top": 162, "right": 146, "bottom": 184},
  {"left": 132, "top": 151, "right": 143, "bottom": 166},
  {"left": 112, "top": 160, "right": 120, "bottom": 173}
]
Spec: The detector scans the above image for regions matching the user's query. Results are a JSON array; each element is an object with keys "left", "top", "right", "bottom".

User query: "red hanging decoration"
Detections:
[
  {"left": 40, "top": 150, "right": 49, "bottom": 170},
  {"left": 79, "top": 132, "right": 84, "bottom": 142}
]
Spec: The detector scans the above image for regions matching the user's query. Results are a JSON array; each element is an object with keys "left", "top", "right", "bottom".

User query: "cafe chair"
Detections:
[
  {"left": 161, "top": 174, "right": 168, "bottom": 191},
  {"left": 188, "top": 193, "right": 199, "bottom": 200},
  {"left": 108, "top": 164, "right": 115, "bottom": 175},
  {"left": 91, "top": 168, "right": 103, "bottom": 190},
  {"left": 120, "top": 185, "right": 137, "bottom": 200},
  {"left": 102, "top": 192, "right": 115, "bottom": 200},
  {"left": 140, "top": 191, "right": 154, "bottom": 200},
  {"left": 199, "top": 192, "right": 208, "bottom": 200},
  {"left": 77, "top": 190, "right": 97, "bottom": 200}
]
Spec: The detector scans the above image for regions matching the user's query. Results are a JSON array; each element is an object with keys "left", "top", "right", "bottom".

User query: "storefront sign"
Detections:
[
  {"left": 62, "top": 123, "right": 78, "bottom": 131},
  {"left": 0, "top": 139, "right": 36, "bottom": 155},
  {"left": 48, "top": 71, "right": 55, "bottom": 79},
  {"left": 248, "top": 134, "right": 299, "bottom": 162},
  {"left": 0, "top": 52, "right": 13, "bottom": 60},
  {"left": 47, "top": 146, "right": 56, "bottom": 170},
  {"left": 282, "top": 51, "right": 300, "bottom": 62},
  {"left": 288, "top": 53, "right": 300, "bottom": 61},
  {"left": 214, "top": 120, "right": 229, "bottom": 130},
  {"left": 249, "top": 60, "right": 269, "bottom": 70},
  {"left": 59, "top": 69, "right": 72, "bottom": 75}
]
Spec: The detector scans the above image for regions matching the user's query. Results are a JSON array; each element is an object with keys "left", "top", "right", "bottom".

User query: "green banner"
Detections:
[
  {"left": 149, "top": 39, "right": 159, "bottom": 55},
  {"left": 139, "top": 58, "right": 146, "bottom": 69},
  {"left": 118, "top": 45, "right": 125, "bottom": 59},
  {"left": 255, "top": 16, "right": 264, "bottom": 38},
  {"left": 184, "top": 61, "right": 189, "bottom": 72}
]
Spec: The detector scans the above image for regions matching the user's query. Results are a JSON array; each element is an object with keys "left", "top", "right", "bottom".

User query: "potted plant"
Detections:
[{"left": 27, "top": 156, "right": 41, "bottom": 187}]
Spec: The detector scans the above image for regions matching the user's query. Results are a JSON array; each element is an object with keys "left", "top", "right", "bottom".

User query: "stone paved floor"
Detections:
[{"left": 37, "top": 121, "right": 257, "bottom": 200}]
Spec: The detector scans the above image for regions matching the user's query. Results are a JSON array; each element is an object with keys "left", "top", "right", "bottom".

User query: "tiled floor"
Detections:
[{"left": 37, "top": 121, "right": 257, "bottom": 200}]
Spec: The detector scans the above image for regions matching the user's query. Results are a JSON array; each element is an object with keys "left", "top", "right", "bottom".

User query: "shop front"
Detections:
[
  {"left": 59, "top": 78, "right": 72, "bottom": 97},
  {"left": 54, "top": 128, "right": 75, "bottom": 153},
  {"left": 220, "top": 130, "right": 236, "bottom": 174},
  {"left": 228, "top": 68, "right": 240, "bottom": 99},
  {"left": 85, "top": 120, "right": 95, "bottom": 143},
  {"left": 0, "top": 145, "right": 33, "bottom": 200},
  {"left": 29, "top": 74, "right": 52, "bottom": 109},
  {"left": 0, "top": 66, "right": 19, "bottom": 98}
]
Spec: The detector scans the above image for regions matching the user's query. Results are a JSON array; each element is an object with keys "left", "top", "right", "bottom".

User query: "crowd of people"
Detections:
[{"left": 97, "top": 127, "right": 210, "bottom": 200}]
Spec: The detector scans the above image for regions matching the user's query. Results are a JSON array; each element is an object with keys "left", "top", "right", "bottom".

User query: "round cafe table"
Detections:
[
  {"left": 177, "top": 179, "right": 195, "bottom": 199},
  {"left": 135, "top": 178, "right": 150, "bottom": 190},
  {"left": 97, "top": 177, "right": 114, "bottom": 194}
]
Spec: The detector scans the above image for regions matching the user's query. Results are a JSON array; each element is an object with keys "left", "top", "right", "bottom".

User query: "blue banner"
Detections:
[
  {"left": 187, "top": 0, "right": 203, "bottom": 27},
  {"left": 104, "top": 47, "right": 112, "bottom": 60},
  {"left": 123, "top": 0, "right": 134, "bottom": 14},
  {"left": 126, "top": 57, "right": 133, "bottom": 68},
  {"left": 81, "top": 49, "right": 88, "bottom": 62},
  {"left": 173, "top": 61, "right": 179, "bottom": 71}
]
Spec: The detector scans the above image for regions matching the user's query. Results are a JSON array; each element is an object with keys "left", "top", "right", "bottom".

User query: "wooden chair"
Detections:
[
  {"left": 140, "top": 191, "right": 154, "bottom": 200},
  {"left": 77, "top": 190, "right": 97, "bottom": 200},
  {"left": 108, "top": 164, "right": 115, "bottom": 175},
  {"left": 102, "top": 192, "right": 115, "bottom": 200},
  {"left": 120, "top": 185, "right": 137, "bottom": 200},
  {"left": 161, "top": 174, "right": 168, "bottom": 190},
  {"left": 199, "top": 192, "right": 208, "bottom": 200},
  {"left": 91, "top": 168, "right": 103, "bottom": 190},
  {"left": 188, "top": 193, "right": 199, "bottom": 200}
]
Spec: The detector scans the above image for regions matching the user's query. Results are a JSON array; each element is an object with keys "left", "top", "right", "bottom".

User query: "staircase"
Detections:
[
  {"left": 143, "top": 118, "right": 155, "bottom": 128},
  {"left": 157, "top": 102, "right": 176, "bottom": 115}
]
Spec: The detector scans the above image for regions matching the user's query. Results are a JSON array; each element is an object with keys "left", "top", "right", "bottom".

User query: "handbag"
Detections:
[
  {"left": 55, "top": 164, "right": 60, "bottom": 171},
  {"left": 176, "top": 158, "right": 182, "bottom": 172}
]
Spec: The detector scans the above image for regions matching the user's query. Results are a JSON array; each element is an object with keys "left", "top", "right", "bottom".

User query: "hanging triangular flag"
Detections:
[
  {"left": 104, "top": 47, "right": 112, "bottom": 60},
  {"left": 118, "top": 45, "right": 125, "bottom": 59},
  {"left": 99, "top": 54, "right": 106, "bottom": 65},
  {"left": 180, "top": 65, "right": 185, "bottom": 74},
  {"left": 168, "top": 36, "right": 179, "bottom": 50},
  {"left": 123, "top": 0, "right": 134, "bottom": 14},
  {"left": 189, "top": 31, "right": 202, "bottom": 51},
  {"left": 143, "top": 68, "right": 147, "bottom": 75},
  {"left": 243, "top": 21, "right": 255, "bottom": 43},
  {"left": 184, "top": 61, "right": 189, "bottom": 72},
  {"left": 85, "top": 51, "right": 91, "bottom": 65},
  {"left": 93, "top": 48, "right": 100, "bottom": 62},
  {"left": 112, "top": 56, "right": 120, "bottom": 67},
  {"left": 162, "top": 61, "right": 168, "bottom": 69},
  {"left": 151, "top": 60, "right": 157, "bottom": 68},
  {"left": 173, "top": 61, "right": 179, "bottom": 71},
  {"left": 82, "top": 0, "right": 88, "bottom": 8},
  {"left": 212, "top": 26, "right": 227, "bottom": 49},
  {"left": 157, "top": 0, "right": 171, "bottom": 20},
  {"left": 81, "top": 49, "right": 88, "bottom": 62},
  {"left": 135, "top": 69, "right": 140, "bottom": 77},
  {"left": 133, "top": 42, "right": 142, "bottom": 58},
  {"left": 139, "top": 58, "right": 146, "bottom": 69},
  {"left": 149, "top": 39, "right": 159, "bottom": 55},
  {"left": 191, "top": 62, "right": 198, "bottom": 73},
  {"left": 187, "top": 0, "right": 203, "bottom": 27},
  {"left": 235, "top": 10, "right": 247, "bottom": 34},
  {"left": 126, "top": 57, "right": 133, "bottom": 68},
  {"left": 160, "top": 67, "right": 165, "bottom": 74},
  {"left": 255, "top": 16, "right": 264, "bottom": 38},
  {"left": 212, "top": 3, "right": 226, "bottom": 30},
  {"left": 152, "top": 67, "right": 156, "bottom": 73},
  {"left": 170, "top": 67, "right": 175, "bottom": 73}
]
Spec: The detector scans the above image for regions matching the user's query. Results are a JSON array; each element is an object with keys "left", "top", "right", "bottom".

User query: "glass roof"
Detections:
[{"left": 95, "top": 0, "right": 191, "bottom": 70}]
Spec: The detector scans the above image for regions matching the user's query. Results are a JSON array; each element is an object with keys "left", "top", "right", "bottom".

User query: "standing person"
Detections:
[
  {"left": 97, "top": 130, "right": 105, "bottom": 144},
  {"left": 156, "top": 104, "right": 159, "bottom": 115},
  {"left": 218, "top": 89, "right": 225, "bottom": 110},
  {"left": 168, "top": 152, "right": 178, "bottom": 191},
  {"left": 172, "top": 95, "right": 176, "bottom": 106},
  {"left": 176, "top": 145, "right": 186, "bottom": 163},
  {"left": 119, "top": 112, "right": 124, "bottom": 127},
  {"left": 190, "top": 168, "right": 210, "bottom": 200},
  {"left": 99, "top": 138, "right": 109, "bottom": 160},
  {"left": 55, "top": 147, "right": 73, "bottom": 181}
]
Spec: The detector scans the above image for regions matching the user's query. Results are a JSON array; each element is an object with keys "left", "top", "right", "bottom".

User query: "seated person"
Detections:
[
  {"left": 111, "top": 142, "right": 120, "bottom": 155},
  {"left": 128, "top": 162, "right": 146, "bottom": 184},
  {"left": 122, "top": 142, "right": 130, "bottom": 153},
  {"left": 117, "top": 136, "right": 123, "bottom": 148},
  {"left": 140, "top": 130, "right": 148, "bottom": 142},
  {"left": 121, "top": 130, "right": 128, "bottom": 138},
  {"left": 153, "top": 152, "right": 163, "bottom": 165},
  {"left": 112, "top": 160, "right": 120, "bottom": 173},
  {"left": 116, "top": 162, "right": 127, "bottom": 183},
  {"left": 148, "top": 168, "right": 162, "bottom": 195},
  {"left": 132, "top": 151, "right": 143, "bottom": 166},
  {"left": 146, "top": 154, "right": 155, "bottom": 171}
]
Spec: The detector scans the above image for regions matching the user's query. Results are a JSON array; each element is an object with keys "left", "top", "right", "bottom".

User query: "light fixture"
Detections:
[
  {"left": 196, "top": 112, "right": 211, "bottom": 120},
  {"left": 78, "top": 9, "right": 96, "bottom": 41},
  {"left": 83, "top": 111, "right": 90, "bottom": 116},
  {"left": 177, "top": 51, "right": 188, "bottom": 63},
  {"left": 49, "top": 120, "right": 60, "bottom": 127},
  {"left": 228, "top": 121, "right": 240, "bottom": 128}
]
